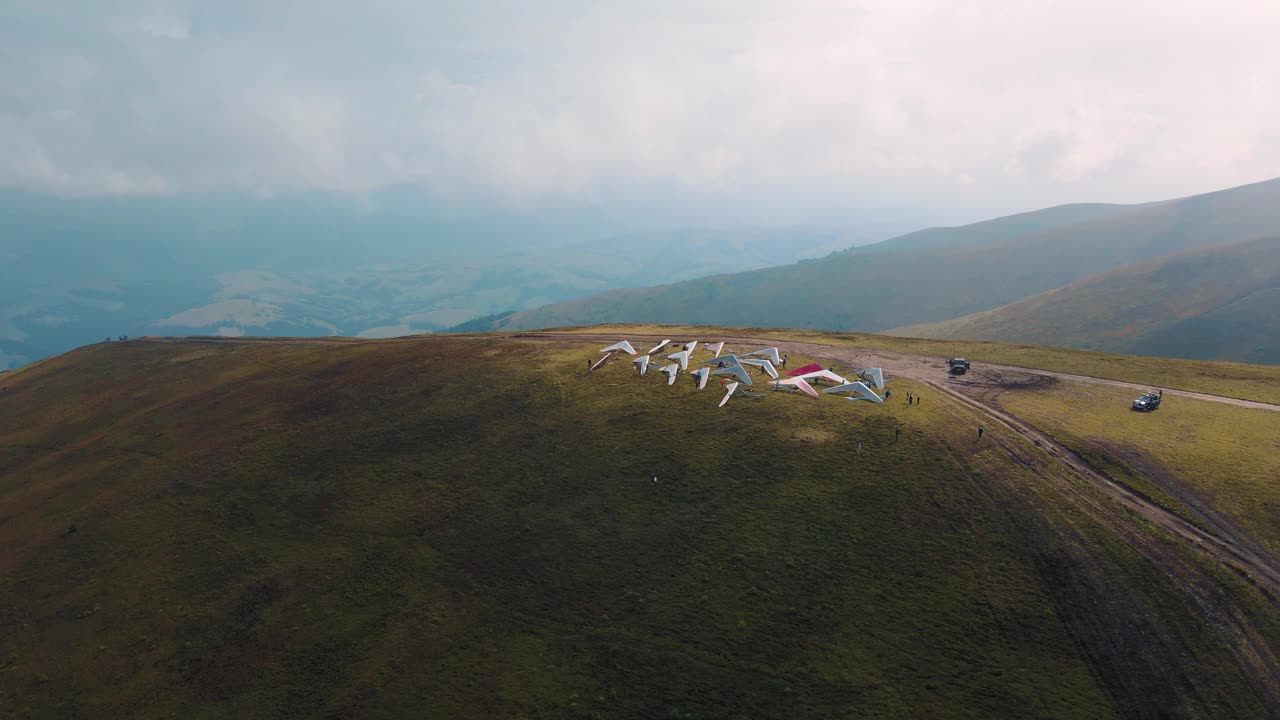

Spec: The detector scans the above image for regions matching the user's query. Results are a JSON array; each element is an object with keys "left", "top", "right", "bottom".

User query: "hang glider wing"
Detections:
[
  {"left": 711, "top": 362, "right": 753, "bottom": 385},
  {"left": 691, "top": 366, "right": 710, "bottom": 390},
  {"left": 706, "top": 342, "right": 725, "bottom": 358},
  {"left": 770, "top": 377, "right": 820, "bottom": 399},
  {"left": 739, "top": 357, "right": 779, "bottom": 379},
  {"left": 667, "top": 349, "right": 691, "bottom": 370},
  {"left": 823, "top": 381, "right": 883, "bottom": 403},
  {"left": 601, "top": 340, "right": 637, "bottom": 355},
  {"left": 633, "top": 354, "right": 651, "bottom": 375},
  {"left": 859, "top": 367, "right": 886, "bottom": 390},
  {"left": 646, "top": 339, "right": 671, "bottom": 355},
  {"left": 684, "top": 341, "right": 698, "bottom": 355},
  {"left": 794, "top": 369, "right": 848, "bottom": 385},
  {"left": 660, "top": 364, "right": 680, "bottom": 385},
  {"left": 743, "top": 347, "right": 782, "bottom": 365},
  {"left": 785, "top": 362, "right": 824, "bottom": 377},
  {"left": 702, "top": 353, "right": 738, "bottom": 365},
  {"left": 719, "top": 382, "right": 740, "bottom": 407}
]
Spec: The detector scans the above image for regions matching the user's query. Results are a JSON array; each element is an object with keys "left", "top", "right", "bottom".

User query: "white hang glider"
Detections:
[
  {"left": 691, "top": 366, "right": 710, "bottom": 390},
  {"left": 684, "top": 341, "right": 698, "bottom": 355},
  {"left": 704, "top": 355, "right": 753, "bottom": 385},
  {"left": 739, "top": 357, "right": 779, "bottom": 379},
  {"left": 769, "top": 377, "right": 820, "bottom": 399},
  {"left": 660, "top": 364, "right": 680, "bottom": 386},
  {"left": 646, "top": 339, "right": 671, "bottom": 355},
  {"left": 667, "top": 349, "right": 691, "bottom": 370},
  {"left": 719, "top": 381, "right": 741, "bottom": 407},
  {"left": 743, "top": 347, "right": 782, "bottom": 366},
  {"left": 858, "top": 367, "right": 886, "bottom": 390},
  {"left": 600, "top": 340, "right": 637, "bottom": 355},
  {"left": 823, "top": 381, "right": 884, "bottom": 403},
  {"left": 633, "top": 354, "right": 651, "bottom": 375},
  {"left": 705, "top": 342, "right": 725, "bottom": 358}
]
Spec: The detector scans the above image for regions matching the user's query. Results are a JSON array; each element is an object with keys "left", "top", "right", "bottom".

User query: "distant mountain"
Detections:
[
  {"left": 471, "top": 178, "right": 1280, "bottom": 357},
  {"left": 0, "top": 189, "right": 877, "bottom": 368},
  {"left": 890, "top": 237, "right": 1280, "bottom": 364}
]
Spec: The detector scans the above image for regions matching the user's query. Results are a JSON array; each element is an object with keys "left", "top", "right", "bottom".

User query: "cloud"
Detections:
[{"left": 2, "top": 0, "right": 1280, "bottom": 210}]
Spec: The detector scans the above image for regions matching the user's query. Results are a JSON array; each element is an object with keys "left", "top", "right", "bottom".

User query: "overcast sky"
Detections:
[{"left": 3, "top": 1, "right": 1279, "bottom": 219}]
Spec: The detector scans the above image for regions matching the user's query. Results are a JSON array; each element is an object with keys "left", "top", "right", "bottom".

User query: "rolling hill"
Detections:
[
  {"left": 465, "top": 178, "right": 1280, "bottom": 363},
  {"left": 2, "top": 331, "right": 1279, "bottom": 717},
  {"left": 891, "top": 237, "right": 1280, "bottom": 363}
]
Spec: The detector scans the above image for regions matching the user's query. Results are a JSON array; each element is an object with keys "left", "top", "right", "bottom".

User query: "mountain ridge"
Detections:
[{"left": 461, "top": 177, "right": 1280, "bottom": 364}]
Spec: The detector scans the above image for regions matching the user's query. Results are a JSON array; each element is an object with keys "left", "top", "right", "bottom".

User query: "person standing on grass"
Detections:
[
  {"left": 894, "top": 427, "right": 900, "bottom": 442},
  {"left": 978, "top": 426, "right": 984, "bottom": 440}
]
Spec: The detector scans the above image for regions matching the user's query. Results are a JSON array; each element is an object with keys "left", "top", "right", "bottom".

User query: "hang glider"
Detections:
[
  {"left": 702, "top": 353, "right": 739, "bottom": 365},
  {"left": 705, "top": 341, "right": 725, "bottom": 358},
  {"left": 684, "top": 341, "right": 698, "bottom": 355},
  {"left": 600, "top": 340, "right": 637, "bottom": 355},
  {"left": 769, "top": 377, "right": 820, "bottom": 399},
  {"left": 793, "top": 368, "right": 848, "bottom": 385},
  {"left": 633, "top": 354, "right": 651, "bottom": 375},
  {"left": 739, "top": 357, "right": 779, "bottom": 379},
  {"left": 719, "top": 382, "right": 741, "bottom": 408},
  {"left": 667, "top": 349, "right": 691, "bottom": 370},
  {"left": 660, "top": 364, "right": 680, "bottom": 386},
  {"left": 691, "top": 366, "right": 711, "bottom": 389},
  {"left": 743, "top": 347, "right": 781, "bottom": 365},
  {"left": 823, "top": 381, "right": 884, "bottom": 403},
  {"left": 646, "top": 339, "right": 671, "bottom": 355},
  {"left": 858, "top": 367, "right": 886, "bottom": 390},
  {"left": 785, "top": 362, "right": 824, "bottom": 377},
  {"left": 710, "top": 363, "right": 752, "bottom": 385}
]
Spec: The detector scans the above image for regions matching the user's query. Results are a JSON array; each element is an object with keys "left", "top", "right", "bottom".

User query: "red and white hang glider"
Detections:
[
  {"left": 667, "top": 350, "right": 691, "bottom": 370},
  {"left": 719, "top": 381, "right": 741, "bottom": 407},
  {"left": 660, "top": 364, "right": 680, "bottom": 386},
  {"left": 633, "top": 354, "right": 651, "bottom": 375},
  {"left": 792, "top": 368, "right": 848, "bottom": 385},
  {"left": 769, "top": 377, "right": 820, "bottom": 399},
  {"left": 691, "top": 366, "right": 710, "bottom": 389},
  {"left": 600, "top": 340, "right": 638, "bottom": 355},
  {"left": 739, "top": 357, "right": 779, "bottom": 379},
  {"left": 646, "top": 339, "right": 671, "bottom": 355},
  {"left": 823, "top": 381, "right": 884, "bottom": 403}
]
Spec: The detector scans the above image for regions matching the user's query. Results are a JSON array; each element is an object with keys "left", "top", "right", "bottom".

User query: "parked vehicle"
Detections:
[{"left": 1131, "top": 392, "right": 1161, "bottom": 412}]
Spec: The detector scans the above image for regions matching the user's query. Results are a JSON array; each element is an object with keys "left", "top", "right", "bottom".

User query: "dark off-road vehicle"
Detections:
[
  {"left": 947, "top": 358, "right": 971, "bottom": 375},
  {"left": 1131, "top": 392, "right": 1161, "bottom": 412}
]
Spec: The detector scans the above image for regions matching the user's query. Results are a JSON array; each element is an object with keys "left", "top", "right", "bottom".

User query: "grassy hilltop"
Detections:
[{"left": 1, "top": 333, "right": 1278, "bottom": 718}]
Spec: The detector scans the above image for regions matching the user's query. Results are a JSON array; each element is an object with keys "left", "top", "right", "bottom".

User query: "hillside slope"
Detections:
[
  {"left": 1, "top": 334, "right": 1278, "bottom": 717},
  {"left": 892, "top": 237, "right": 1280, "bottom": 363},
  {"left": 472, "top": 178, "right": 1280, "bottom": 354}
]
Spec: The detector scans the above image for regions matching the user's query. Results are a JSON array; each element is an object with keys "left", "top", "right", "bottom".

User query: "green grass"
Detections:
[
  {"left": 0, "top": 336, "right": 1276, "bottom": 718},
  {"left": 983, "top": 378, "right": 1280, "bottom": 556},
  {"left": 533, "top": 324, "right": 1280, "bottom": 404}
]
